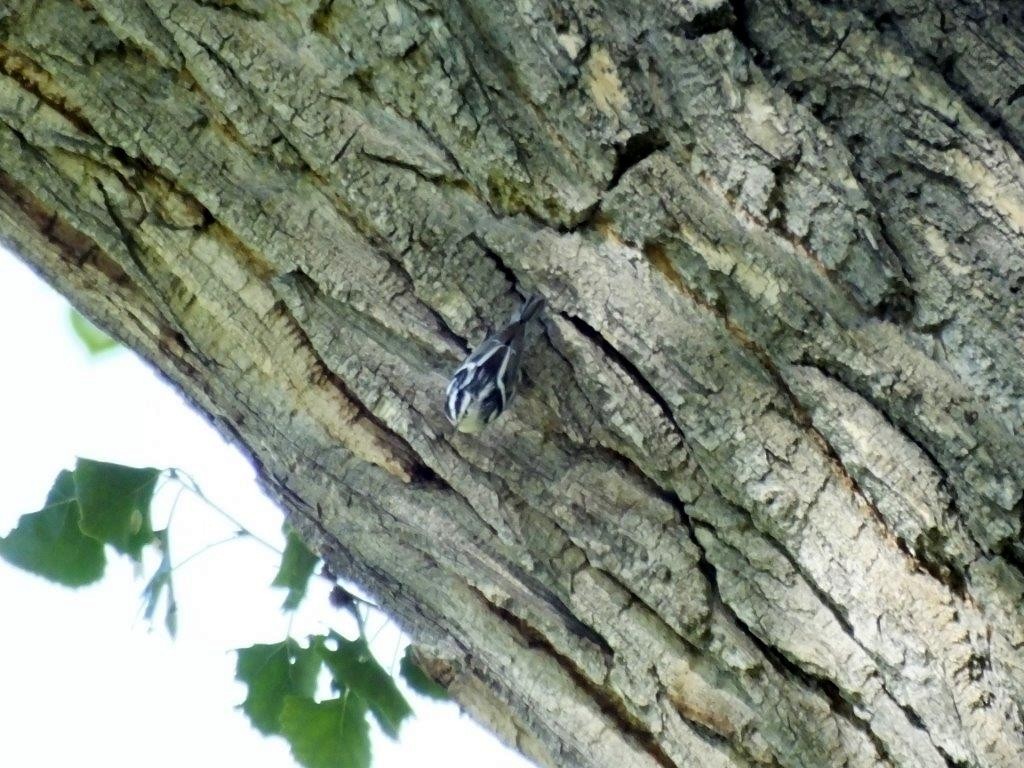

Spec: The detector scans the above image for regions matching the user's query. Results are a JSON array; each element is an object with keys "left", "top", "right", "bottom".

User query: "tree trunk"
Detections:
[{"left": 2, "top": 0, "right": 1023, "bottom": 765}]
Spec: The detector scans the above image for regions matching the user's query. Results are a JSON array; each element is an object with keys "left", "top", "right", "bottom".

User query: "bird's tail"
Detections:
[{"left": 514, "top": 294, "right": 545, "bottom": 324}]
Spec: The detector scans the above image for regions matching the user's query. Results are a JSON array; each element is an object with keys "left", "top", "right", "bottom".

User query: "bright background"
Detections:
[{"left": 0, "top": 247, "right": 530, "bottom": 768}]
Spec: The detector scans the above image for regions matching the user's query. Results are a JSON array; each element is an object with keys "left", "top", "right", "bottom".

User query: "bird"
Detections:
[{"left": 444, "top": 294, "right": 545, "bottom": 433}]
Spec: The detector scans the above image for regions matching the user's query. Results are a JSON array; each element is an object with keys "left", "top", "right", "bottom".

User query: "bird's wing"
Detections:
[{"left": 446, "top": 337, "right": 511, "bottom": 418}]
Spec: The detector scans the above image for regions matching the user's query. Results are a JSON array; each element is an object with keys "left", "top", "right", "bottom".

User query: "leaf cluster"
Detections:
[{"left": 1, "top": 459, "right": 449, "bottom": 768}]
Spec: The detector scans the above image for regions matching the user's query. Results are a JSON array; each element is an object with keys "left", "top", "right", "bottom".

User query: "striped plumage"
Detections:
[{"left": 445, "top": 295, "right": 544, "bottom": 433}]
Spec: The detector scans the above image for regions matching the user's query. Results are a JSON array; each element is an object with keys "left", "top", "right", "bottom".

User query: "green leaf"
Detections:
[
  {"left": 400, "top": 647, "right": 450, "bottom": 701},
  {"left": 279, "top": 693, "right": 371, "bottom": 768},
  {"left": 271, "top": 526, "right": 318, "bottom": 611},
  {"left": 317, "top": 632, "right": 412, "bottom": 738},
  {"left": 235, "top": 639, "right": 321, "bottom": 735},
  {"left": 45, "top": 469, "right": 78, "bottom": 506},
  {"left": 141, "top": 529, "right": 177, "bottom": 637},
  {"left": 69, "top": 308, "right": 118, "bottom": 355},
  {"left": 0, "top": 498, "right": 105, "bottom": 587},
  {"left": 74, "top": 458, "right": 160, "bottom": 561}
]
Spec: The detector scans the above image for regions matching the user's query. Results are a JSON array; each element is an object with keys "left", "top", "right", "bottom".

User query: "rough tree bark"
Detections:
[{"left": 2, "top": 0, "right": 1023, "bottom": 765}]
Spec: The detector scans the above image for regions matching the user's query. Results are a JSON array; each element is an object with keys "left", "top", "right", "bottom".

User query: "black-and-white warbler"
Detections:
[{"left": 445, "top": 294, "right": 545, "bottom": 433}]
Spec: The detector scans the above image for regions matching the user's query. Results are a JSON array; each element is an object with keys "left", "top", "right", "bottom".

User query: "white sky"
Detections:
[{"left": 0, "top": 248, "right": 531, "bottom": 768}]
